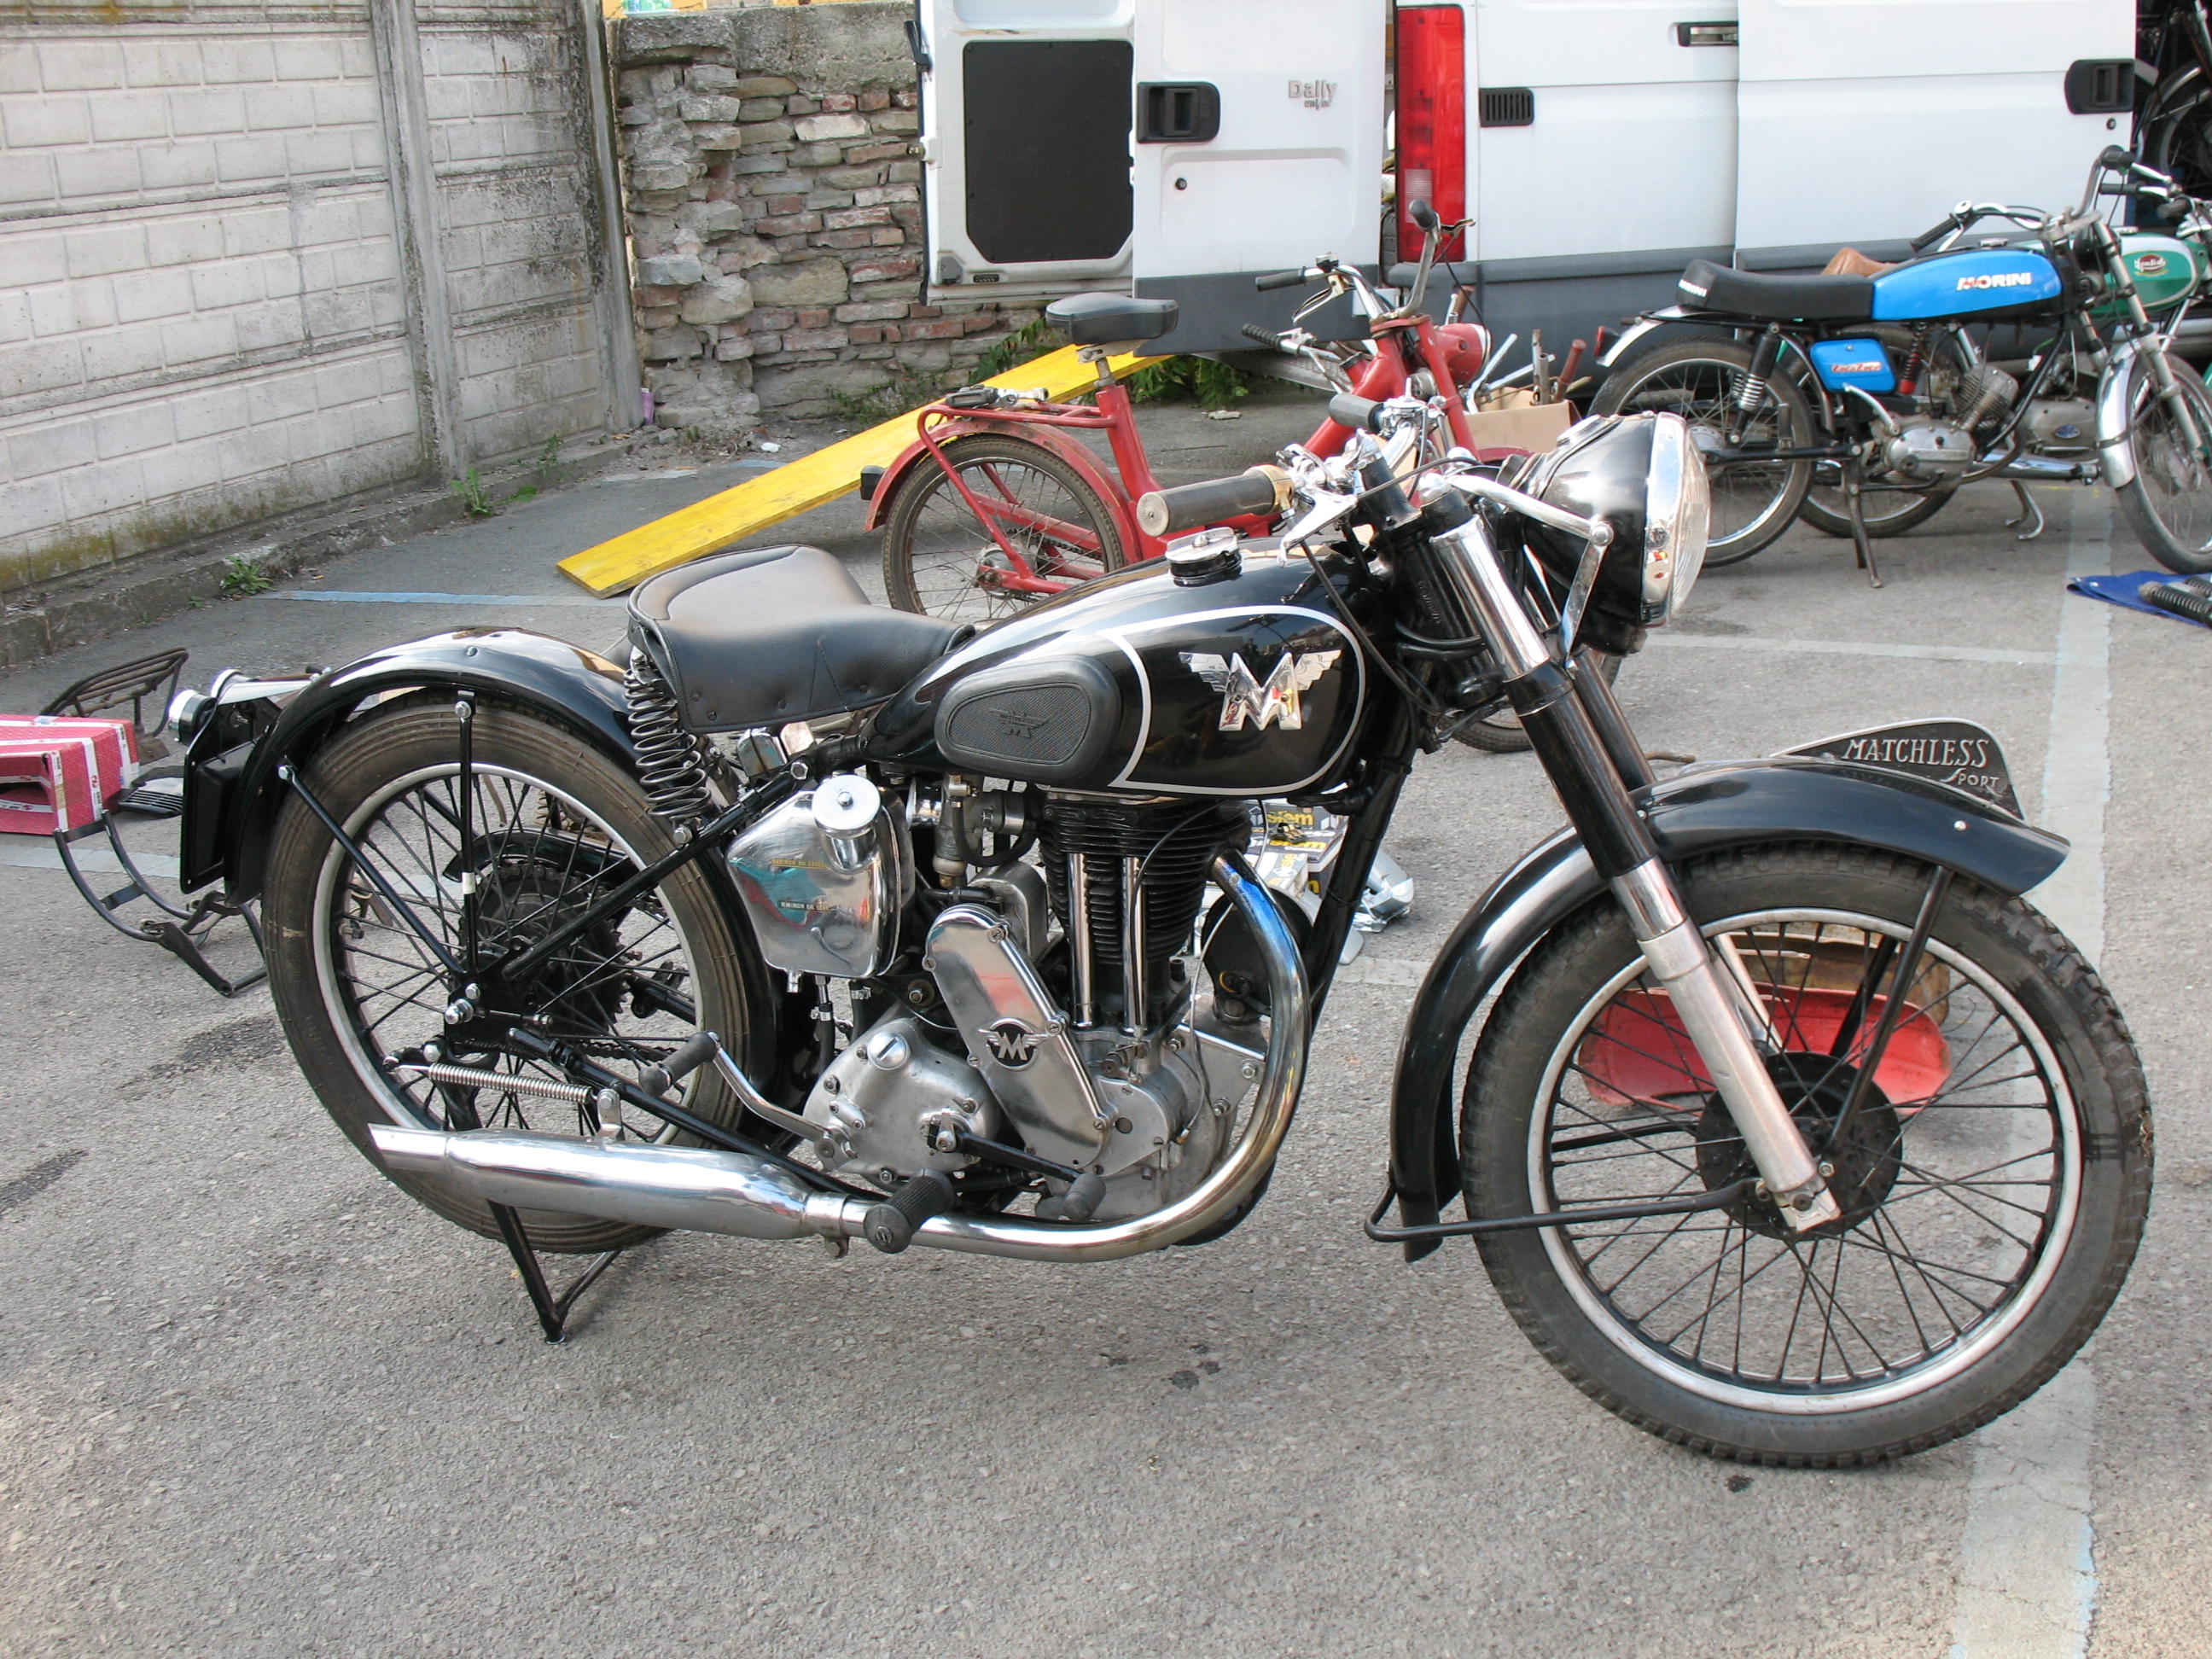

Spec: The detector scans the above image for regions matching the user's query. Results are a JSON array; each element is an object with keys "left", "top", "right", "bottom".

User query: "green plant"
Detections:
[
  {"left": 509, "top": 434, "right": 561, "bottom": 503},
  {"left": 219, "top": 555, "right": 271, "bottom": 598},
  {"left": 450, "top": 468, "right": 495, "bottom": 517},
  {"left": 826, "top": 365, "right": 948, "bottom": 425},
  {"left": 973, "top": 314, "right": 1060, "bottom": 382},
  {"left": 1128, "top": 355, "right": 1252, "bottom": 412}
]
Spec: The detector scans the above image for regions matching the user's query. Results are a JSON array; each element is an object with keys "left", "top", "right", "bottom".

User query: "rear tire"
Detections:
[
  {"left": 1461, "top": 843, "right": 2151, "bottom": 1464},
  {"left": 882, "top": 433, "right": 1126, "bottom": 623},
  {"left": 2115, "top": 351, "right": 2212, "bottom": 573},
  {"left": 1592, "top": 338, "right": 1814, "bottom": 567},
  {"left": 264, "top": 701, "right": 771, "bottom": 1254}
]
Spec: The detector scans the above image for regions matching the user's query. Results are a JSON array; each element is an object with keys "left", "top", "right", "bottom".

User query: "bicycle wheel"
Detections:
[
  {"left": 882, "top": 433, "right": 1126, "bottom": 624},
  {"left": 2143, "top": 67, "right": 2212, "bottom": 199},
  {"left": 1592, "top": 338, "right": 1814, "bottom": 567},
  {"left": 264, "top": 700, "right": 773, "bottom": 1254},
  {"left": 1462, "top": 843, "right": 2150, "bottom": 1465},
  {"left": 2115, "top": 350, "right": 2212, "bottom": 573}
]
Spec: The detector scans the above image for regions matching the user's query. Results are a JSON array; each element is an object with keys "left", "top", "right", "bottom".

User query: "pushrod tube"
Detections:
[{"left": 1423, "top": 508, "right": 1841, "bottom": 1228}]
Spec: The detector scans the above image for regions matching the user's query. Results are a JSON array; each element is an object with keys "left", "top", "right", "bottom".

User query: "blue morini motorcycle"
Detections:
[{"left": 1596, "top": 147, "right": 2212, "bottom": 582}]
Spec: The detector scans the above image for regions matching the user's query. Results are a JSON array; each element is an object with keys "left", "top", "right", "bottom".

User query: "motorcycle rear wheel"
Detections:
[
  {"left": 1461, "top": 842, "right": 2150, "bottom": 1465},
  {"left": 2115, "top": 351, "right": 2212, "bottom": 574},
  {"left": 263, "top": 701, "right": 772, "bottom": 1254},
  {"left": 1590, "top": 338, "right": 1814, "bottom": 567},
  {"left": 882, "top": 433, "right": 1126, "bottom": 623}
]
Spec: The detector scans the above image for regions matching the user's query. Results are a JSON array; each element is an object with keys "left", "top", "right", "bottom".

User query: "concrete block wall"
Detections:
[
  {"left": 0, "top": 0, "right": 628, "bottom": 597},
  {"left": 615, "top": 5, "right": 1033, "bottom": 424}
]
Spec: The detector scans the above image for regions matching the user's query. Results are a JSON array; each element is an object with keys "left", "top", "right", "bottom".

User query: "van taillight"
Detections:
[{"left": 1395, "top": 5, "right": 1466, "bottom": 262}]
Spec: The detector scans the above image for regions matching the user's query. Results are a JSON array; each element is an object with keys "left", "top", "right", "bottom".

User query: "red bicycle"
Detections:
[{"left": 867, "top": 209, "right": 1492, "bottom": 626}]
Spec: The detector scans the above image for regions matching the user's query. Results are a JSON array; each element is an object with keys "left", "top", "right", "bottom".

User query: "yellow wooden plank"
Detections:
[{"left": 557, "top": 345, "right": 1169, "bottom": 597}]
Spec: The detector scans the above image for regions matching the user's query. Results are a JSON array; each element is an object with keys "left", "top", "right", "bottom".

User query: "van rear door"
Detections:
[
  {"left": 1732, "top": 0, "right": 2135, "bottom": 262},
  {"left": 917, "top": 0, "right": 1136, "bottom": 302},
  {"left": 1127, "top": 0, "right": 1387, "bottom": 351}
]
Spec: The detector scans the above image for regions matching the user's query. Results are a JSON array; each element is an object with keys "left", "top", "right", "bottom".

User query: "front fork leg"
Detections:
[{"left": 1612, "top": 859, "right": 1840, "bottom": 1227}]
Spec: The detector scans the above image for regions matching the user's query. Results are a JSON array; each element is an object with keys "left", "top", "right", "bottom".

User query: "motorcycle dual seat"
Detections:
[
  {"left": 627, "top": 545, "right": 961, "bottom": 732},
  {"left": 1045, "top": 292, "right": 1179, "bottom": 346},
  {"left": 1677, "top": 258, "right": 1875, "bottom": 322}
]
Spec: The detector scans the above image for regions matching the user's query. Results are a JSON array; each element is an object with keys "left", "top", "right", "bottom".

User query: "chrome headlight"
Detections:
[
  {"left": 1642, "top": 411, "right": 1709, "bottom": 619},
  {"left": 1523, "top": 412, "right": 1708, "bottom": 652}
]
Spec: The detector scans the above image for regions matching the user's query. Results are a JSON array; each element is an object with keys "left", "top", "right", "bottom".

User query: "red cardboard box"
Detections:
[{"left": 0, "top": 716, "right": 140, "bottom": 835}]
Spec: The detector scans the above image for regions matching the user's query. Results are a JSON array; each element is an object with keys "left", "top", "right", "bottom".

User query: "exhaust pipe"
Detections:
[
  {"left": 370, "top": 1124, "right": 851, "bottom": 1242},
  {"left": 368, "top": 853, "right": 1307, "bottom": 1264}
]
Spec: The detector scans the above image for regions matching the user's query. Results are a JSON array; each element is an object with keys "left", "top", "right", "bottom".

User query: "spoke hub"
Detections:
[{"left": 1693, "top": 1057, "right": 1903, "bottom": 1240}]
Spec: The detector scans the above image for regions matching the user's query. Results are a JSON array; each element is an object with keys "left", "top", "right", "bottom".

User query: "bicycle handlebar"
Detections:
[{"left": 1254, "top": 269, "right": 1310, "bottom": 291}]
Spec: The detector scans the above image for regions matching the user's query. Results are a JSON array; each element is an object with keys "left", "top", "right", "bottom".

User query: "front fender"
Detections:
[
  {"left": 859, "top": 417, "right": 1139, "bottom": 556},
  {"left": 207, "top": 629, "right": 632, "bottom": 900},
  {"left": 2098, "top": 335, "right": 2145, "bottom": 489},
  {"left": 1382, "top": 756, "right": 2069, "bottom": 1258}
]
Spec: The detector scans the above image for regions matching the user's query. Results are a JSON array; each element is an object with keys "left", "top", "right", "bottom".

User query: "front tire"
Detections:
[
  {"left": 264, "top": 701, "right": 771, "bottom": 1254},
  {"left": 2115, "top": 351, "right": 2212, "bottom": 573},
  {"left": 1461, "top": 843, "right": 2150, "bottom": 1464}
]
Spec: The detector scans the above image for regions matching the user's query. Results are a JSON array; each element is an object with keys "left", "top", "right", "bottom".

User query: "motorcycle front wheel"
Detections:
[
  {"left": 2114, "top": 351, "right": 2212, "bottom": 573},
  {"left": 1461, "top": 842, "right": 2150, "bottom": 1465},
  {"left": 1590, "top": 338, "right": 1814, "bottom": 566},
  {"left": 263, "top": 700, "right": 774, "bottom": 1254}
]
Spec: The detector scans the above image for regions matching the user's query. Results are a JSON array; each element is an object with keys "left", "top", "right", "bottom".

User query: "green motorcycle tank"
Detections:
[{"left": 2089, "top": 232, "right": 2205, "bottom": 319}]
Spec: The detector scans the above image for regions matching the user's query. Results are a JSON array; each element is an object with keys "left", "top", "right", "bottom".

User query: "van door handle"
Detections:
[
  {"left": 1674, "top": 20, "right": 1738, "bottom": 45},
  {"left": 1138, "top": 83, "right": 1220, "bottom": 143}
]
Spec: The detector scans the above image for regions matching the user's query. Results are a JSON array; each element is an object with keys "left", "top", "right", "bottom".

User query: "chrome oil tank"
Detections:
[{"left": 866, "top": 549, "right": 1366, "bottom": 798}]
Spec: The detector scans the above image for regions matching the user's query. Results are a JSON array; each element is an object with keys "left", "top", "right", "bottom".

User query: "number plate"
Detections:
[{"left": 1779, "top": 717, "right": 2021, "bottom": 818}]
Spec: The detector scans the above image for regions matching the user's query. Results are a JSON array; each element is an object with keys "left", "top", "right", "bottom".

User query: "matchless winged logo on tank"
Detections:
[{"left": 1179, "top": 649, "right": 1342, "bottom": 731}]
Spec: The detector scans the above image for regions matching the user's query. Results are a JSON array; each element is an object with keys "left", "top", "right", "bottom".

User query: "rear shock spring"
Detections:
[
  {"left": 1896, "top": 323, "right": 1934, "bottom": 399},
  {"left": 625, "top": 650, "right": 712, "bottom": 823}
]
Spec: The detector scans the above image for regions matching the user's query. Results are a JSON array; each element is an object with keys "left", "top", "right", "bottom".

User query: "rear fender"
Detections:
[
  {"left": 1383, "top": 756, "right": 2069, "bottom": 1258},
  {"left": 860, "top": 418, "right": 1137, "bottom": 555},
  {"left": 199, "top": 629, "right": 633, "bottom": 901}
]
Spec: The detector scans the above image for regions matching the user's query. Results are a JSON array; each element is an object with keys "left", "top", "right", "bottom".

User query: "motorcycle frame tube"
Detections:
[
  {"left": 1382, "top": 757, "right": 2070, "bottom": 1256},
  {"left": 200, "top": 630, "right": 637, "bottom": 900},
  {"left": 373, "top": 852, "right": 1309, "bottom": 1262}
]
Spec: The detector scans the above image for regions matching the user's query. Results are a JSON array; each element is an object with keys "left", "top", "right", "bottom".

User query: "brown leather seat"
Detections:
[{"left": 1824, "top": 247, "right": 1898, "bottom": 279}]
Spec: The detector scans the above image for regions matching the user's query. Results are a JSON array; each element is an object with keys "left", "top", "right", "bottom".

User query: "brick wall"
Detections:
[
  {"left": 614, "top": 6, "right": 1032, "bottom": 425},
  {"left": 0, "top": 0, "right": 630, "bottom": 595}
]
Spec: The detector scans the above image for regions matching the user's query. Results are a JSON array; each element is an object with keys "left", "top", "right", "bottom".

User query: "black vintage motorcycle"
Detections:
[{"left": 172, "top": 307, "right": 2148, "bottom": 1464}]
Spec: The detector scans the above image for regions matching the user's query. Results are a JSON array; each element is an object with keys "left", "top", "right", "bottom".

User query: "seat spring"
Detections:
[{"left": 625, "top": 652, "right": 712, "bottom": 823}]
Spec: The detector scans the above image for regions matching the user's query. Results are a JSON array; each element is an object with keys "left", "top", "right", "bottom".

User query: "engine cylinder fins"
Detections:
[
  {"left": 1039, "top": 795, "right": 1243, "bottom": 1028},
  {"left": 624, "top": 649, "right": 713, "bottom": 823}
]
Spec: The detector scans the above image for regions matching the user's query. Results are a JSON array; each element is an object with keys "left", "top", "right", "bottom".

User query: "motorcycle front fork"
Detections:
[{"left": 1430, "top": 513, "right": 1844, "bottom": 1230}]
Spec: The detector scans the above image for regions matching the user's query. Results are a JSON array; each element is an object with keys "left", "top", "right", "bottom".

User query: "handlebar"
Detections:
[
  {"left": 1254, "top": 269, "right": 1310, "bottom": 291},
  {"left": 1134, "top": 468, "right": 1289, "bottom": 538},
  {"left": 1909, "top": 213, "right": 1960, "bottom": 253},
  {"left": 1327, "top": 393, "right": 1383, "bottom": 434}
]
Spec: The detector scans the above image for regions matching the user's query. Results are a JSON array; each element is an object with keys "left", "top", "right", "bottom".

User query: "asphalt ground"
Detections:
[{"left": 0, "top": 385, "right": 2205, "bottom": 1657}]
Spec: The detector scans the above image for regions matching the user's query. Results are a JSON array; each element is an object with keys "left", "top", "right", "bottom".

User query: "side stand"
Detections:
[
  {"left": 486, "top": 1202, "right": 625, "bottom": 1342},
  {"left": 2005, "top": 480, "right": 2046, "bottom": 542},
  {"left": 1842, "top": 454, "right": 1883, "bottom": 588}
]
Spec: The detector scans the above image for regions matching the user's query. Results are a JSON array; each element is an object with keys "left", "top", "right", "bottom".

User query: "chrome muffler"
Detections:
[{"left": 367, "top": 853, "right": 1307, "bottom": 1263}]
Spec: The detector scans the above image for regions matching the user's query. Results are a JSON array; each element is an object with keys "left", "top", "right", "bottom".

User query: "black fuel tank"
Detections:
[{"left": 870, "top": 550, "right": 1366, "bottom": 797}]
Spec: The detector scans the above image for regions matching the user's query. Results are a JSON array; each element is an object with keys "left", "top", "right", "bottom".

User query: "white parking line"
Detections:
[
  {"left": 1648, "top": 633, "right": 2058, "bottom": 667},
  {"left": 1949, "top": 492, "right": 2109, "bottom": 1659}
]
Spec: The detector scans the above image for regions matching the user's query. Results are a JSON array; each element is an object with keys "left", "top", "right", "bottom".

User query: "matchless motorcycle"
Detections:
[{"left": 172, "top": 364, "right": 2149, "bottom": 1464}]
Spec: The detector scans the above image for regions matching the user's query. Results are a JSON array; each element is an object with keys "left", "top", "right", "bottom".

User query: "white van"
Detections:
[{"left": 912, "top": 0, "right": 2139, "bottom": 354}]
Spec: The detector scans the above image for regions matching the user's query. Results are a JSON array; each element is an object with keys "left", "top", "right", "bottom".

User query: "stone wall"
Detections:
[{"left": 614, "top": 5, "right": 1033, "bottom": 426}]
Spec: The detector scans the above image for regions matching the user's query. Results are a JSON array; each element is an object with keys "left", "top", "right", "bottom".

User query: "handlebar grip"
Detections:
[
  {"left": 1254, "top": 269, "right": 1308, "bottom": 291},
  {"left": 1327, "top": 392, "right": 1382, "bottom": 433},
  {"left": 1134, "top": 469, "right": 1285, "bottom": 538},
  {"left": 1240, "top": 323, "right": 1283, "bottom": 346},
  {"left": 2100, "top": 144, "right": 2137, "bottom": 170},
  {"left": 1409, "top": 198, "right": 1440, "bottom": 232},
  {"left": 1909, "top": 216, "right": 1958, "bottom": 252}
]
